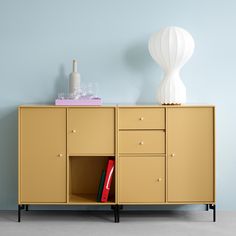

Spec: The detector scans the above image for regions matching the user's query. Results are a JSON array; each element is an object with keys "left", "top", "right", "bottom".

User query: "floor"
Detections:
[{"left": 0, "top": 210, "right": 235, "bottom": 236}]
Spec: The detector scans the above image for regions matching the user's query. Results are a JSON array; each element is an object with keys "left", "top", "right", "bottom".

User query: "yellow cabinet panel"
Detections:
[
  {"left": 167, "top": 107, "right": 214, "bottom": 202},
  {"left": 119, "top": 108, "right": 165, "bottom": 129},
  {"left": 119, "top": 156, "right": 165, "bottom": 203},
  {"left": 68, "top": 108, "right": 115, "bottom": 155},
  {"left": 119, "top": 130, "right": 165, "bottom": 154},
  {"left": 20, "top": 108, "right": 66, "bottom": 203}
]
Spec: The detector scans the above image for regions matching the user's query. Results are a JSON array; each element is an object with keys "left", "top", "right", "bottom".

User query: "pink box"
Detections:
[{"left": 55, "top": 98, "right": 102, "bottom": 106}]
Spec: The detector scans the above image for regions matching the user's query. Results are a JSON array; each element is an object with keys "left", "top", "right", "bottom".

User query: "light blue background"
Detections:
[{"left": 0, "top": 0, "right": 235, "bottom": 210}]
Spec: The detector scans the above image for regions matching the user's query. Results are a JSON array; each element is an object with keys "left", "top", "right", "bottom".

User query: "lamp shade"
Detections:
[{"left": 148, "top": 26, "right": 195, "bottom": 104}]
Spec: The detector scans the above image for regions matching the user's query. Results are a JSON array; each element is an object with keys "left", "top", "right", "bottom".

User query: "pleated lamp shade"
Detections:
[{"left": 148, "top": 26, "right": 195, "bottom": 104}]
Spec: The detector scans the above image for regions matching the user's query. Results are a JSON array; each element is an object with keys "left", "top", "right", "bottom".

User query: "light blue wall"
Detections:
[{"left": 0, "top": 0, "right": 235, "bottom": 210}]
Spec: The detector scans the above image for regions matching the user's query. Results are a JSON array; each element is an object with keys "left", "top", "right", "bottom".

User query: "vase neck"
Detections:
[{"left": 164, "top": 70, "right": 180, "bottom": 80}]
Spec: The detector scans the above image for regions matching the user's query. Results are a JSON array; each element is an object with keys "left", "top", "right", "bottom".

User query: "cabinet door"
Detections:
[
  {"left": 20, "top": 108, "right": 66, "bottom": 203},
  {"left": 167, "top": 107, "right": 214, "bottom": 202},
  {"left": 119, "top": 157, "right": 165, "bottom": 203},
  {"left": 68, "top": 108, "right": 115, "bottom": 155}
]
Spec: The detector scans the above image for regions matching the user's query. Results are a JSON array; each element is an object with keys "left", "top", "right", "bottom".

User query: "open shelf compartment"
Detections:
[{"left": 69, "top": 156, "right": 115, "bottom": 204}]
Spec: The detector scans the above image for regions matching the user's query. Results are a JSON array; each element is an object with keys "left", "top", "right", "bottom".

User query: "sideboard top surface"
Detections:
[{"left": 18, "top": 104, "right": 215, "bottom": 108}]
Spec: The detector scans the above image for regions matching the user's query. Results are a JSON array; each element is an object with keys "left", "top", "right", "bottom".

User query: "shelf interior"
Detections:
[
  {"left": 69, "top": 156, "right": 115, "bottom": 204},
  {"left": 69, "top": 193, "right": 115, "bottom": 205}
]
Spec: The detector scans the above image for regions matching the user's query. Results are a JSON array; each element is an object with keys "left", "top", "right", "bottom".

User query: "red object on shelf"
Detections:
[{"left": 101, "top": 159, "right": 115, "bottom": 202}]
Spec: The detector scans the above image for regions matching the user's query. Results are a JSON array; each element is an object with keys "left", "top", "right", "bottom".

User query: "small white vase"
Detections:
[
  {"left": 149, "top": 27, "right": 195, "bottom": 104},
  {"left": 69, "top": 59, "right": 80, "bottom": 94}
]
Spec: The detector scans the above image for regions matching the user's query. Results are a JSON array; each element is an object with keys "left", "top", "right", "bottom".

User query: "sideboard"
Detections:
[{"left": 18, "top": 105, "right": 215, "bottom": 222}]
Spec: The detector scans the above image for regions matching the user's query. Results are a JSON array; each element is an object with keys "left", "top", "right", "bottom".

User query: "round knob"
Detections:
[
  {"left": 157, "top": 178, "right": 162, "bottom": 182},
  {"left": 58, "top": 154, "right": 63, "bottom": 157},
  {"left": 139, "top": 141, "right": 144, "bottom": 145},
  {"left": 139, "top": 117, "right": 144, "bottom": 121},
  {"left": 72, "top": 130, "right": 76, "bottom": 133},
  {"left": 170, "top": 153, "right": 175, "bottom": 157}
]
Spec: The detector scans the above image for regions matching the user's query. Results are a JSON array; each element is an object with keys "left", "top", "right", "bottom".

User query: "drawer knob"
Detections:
[
  {"left": 157, "top": 178, "right": 162, "bottom": 182},
  {"left": 139, "top": 117, "right": 144, "bottom": 121},
  {"left": 170, "top": 153, "right": 175, "bottom": 157},
  {"left": 72, "top": 130, "right": 77, "bottom": 133},
  {"left": 58, "top": 154, "right": 63, "bottom": 157},
  {"left": 139, "top": 141, "right": 144, "bottom": 145}
]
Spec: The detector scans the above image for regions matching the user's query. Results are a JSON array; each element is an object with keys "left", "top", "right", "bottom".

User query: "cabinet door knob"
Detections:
[
  {"left": 58, "top": 154, "right": 63, "bottom": 157},
  {"left": 139, "top": 141, "right": 144, "bottom": 145},
  {"left": 157, "top": 178, "right": 162, "bottom": 182},
  {"left": 139, "top": 117, "right": 144, "bottom": 121},
  {"left": 170, "top": 153, "right": 175, "bottom": 157},
  {"left": 72, "top": 130, "right": 76, "bottom": 133}
]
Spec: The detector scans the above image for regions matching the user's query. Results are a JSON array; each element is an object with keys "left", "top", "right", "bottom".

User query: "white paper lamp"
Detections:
[{"left": 148, "top": 26, "right": 195, "bottom": 104}]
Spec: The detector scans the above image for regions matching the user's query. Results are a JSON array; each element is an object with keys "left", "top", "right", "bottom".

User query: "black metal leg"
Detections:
[
  {"left": 113, "top": 205, "right": 117, "bottom": 222},
  {"left": 111, "top": 205, "right": 122, "bottom": 210},
  {"left": 206, "top": 204, "right": 209, "bottom": 211},
  {"left": 115, "top": 205, "right": 119, "bottom": 223},
  {"left": 111, "top": 205, "right": 116, "bottom": 222},
  {"left": 25, "top": 205, "right": 29, "bottom": 211},
  {"left": 112, "top": 205, "right": 120, "bottom": 223},
  {"left": 213, "top": 205, "right": 216, "bottom": 222},
  {"left": 209, "top": 204, "right": 216, "bottom": 222},
  {"left": 18, "top": 205, "right": 26, "bottom": 222},
  {"left": 18, "top": 205, "right": 22, "bottom": 222}
]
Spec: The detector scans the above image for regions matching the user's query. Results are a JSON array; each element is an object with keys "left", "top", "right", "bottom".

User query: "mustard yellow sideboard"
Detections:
[{"left": 18, "top": 105, "right": 215, "bottom": 222}]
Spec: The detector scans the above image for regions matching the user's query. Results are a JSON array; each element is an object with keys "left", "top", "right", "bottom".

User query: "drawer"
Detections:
[
  {"left": 119, "top": 156, "right": 165, "bottom": 203},
  {"left": 119, "top": 108, "right": 165, "bottom": 129},
  {"left": 119, "top": 130, "right": 165, "bottom": 154}
]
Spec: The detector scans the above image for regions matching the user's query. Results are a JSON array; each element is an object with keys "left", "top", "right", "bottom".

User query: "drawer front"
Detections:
[
  {"left": 119, "top": 108, "right": 165, "bottom": 129},
  {"left": 119, "top": 156, "right": 165, "bottom": 203},
  {"left": 119, "top": 131, "right": 165, "bottom": 154}
]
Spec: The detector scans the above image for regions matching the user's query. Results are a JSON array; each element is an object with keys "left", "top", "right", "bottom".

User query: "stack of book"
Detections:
[{"left": 97, "top": 159, "right": 115, "bottom": 202}]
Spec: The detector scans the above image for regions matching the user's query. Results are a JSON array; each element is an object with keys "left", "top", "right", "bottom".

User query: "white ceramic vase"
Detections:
[
  {"left": 148, "top": 26, "right": 195, "bottom": 104},
  {"left": 69, "top": 59, "right": 80, "bottom": 94}
]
